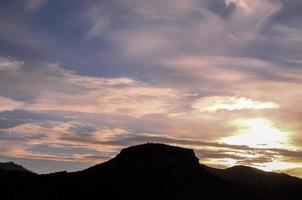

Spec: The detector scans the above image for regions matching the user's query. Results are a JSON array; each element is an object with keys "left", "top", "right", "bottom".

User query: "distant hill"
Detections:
[
  {"left": 204, "top": 164, "right": 302, "bottom": 199},
  {"left": 0, "top": 161, "right": 31, "bottom": 173},
  {"left": 0, "top": 143, "right": 301, "bottom": 200}
]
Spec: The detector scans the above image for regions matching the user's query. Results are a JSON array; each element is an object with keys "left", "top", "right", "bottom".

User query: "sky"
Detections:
[{"left": 0, "top": 0, "right": 302, "bottom": 176}]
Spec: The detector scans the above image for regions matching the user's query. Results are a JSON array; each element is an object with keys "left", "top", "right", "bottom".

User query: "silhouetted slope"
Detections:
[
  {"left": 0, "top": 161, "right": 31, "bottom": 172},
  {"left": 0, "top": 143, "right": 302, "bottom": 200},
  {"left": 204, "top": 165, "right": 302, "bottom": 199},
  {"left": 0, "top": 163, "right": 37, "bottom": 199}
]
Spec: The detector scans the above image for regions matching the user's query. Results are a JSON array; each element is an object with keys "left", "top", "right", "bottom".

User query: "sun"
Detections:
[{"left": 222, "top": 118, "right": 289, "bottom": 149}]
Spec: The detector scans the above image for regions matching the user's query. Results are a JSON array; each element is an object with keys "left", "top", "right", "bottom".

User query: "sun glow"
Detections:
[
  {"left": 193, "top": 96, "right": 279, "bottom": 113},
  {"left": 222, "top": 118, "right": 289, "bottom": 149},
  {"left": 255, "top": 161, "right": 299, "bottom": 172}
]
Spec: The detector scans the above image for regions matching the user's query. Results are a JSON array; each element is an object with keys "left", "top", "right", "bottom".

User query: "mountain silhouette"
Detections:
[
  {"left": 205, "top": 164, "right": 302, "bottom": 199},
  {"left": 0, "top": 161, "right": 32, "bottom": 173},
  {"left": 0, "top": 143, "right": 301, "bottom": 200}
]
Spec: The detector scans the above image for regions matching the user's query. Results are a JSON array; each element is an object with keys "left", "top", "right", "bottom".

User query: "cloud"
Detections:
[
  {"left": 164, "top": 56, "right": 302, "bottom": 83},
  {"left": 192, "top": 96, "right": 279, "bottom": 112},
  {"left": 0, "top": 57, "right": 22, "bottom": 71},
  {"left": 224, "top": 0, "right": 282, "bottom": 31},
  {"left": 0, "top": 56, "right": 301, "bottom": 152},
  {"left": 26, "top": 84, "right": 180, "bottom": 117},
  {"left": 0, "top": 121, "right": 122, "bottom": 163},
  {"left": 0, "top": 57, "right": 182, "bottom": 117},
  {"left": 24, "top": 0, "right": 47, "bottom": 11},
  {"left": 97, "top": 0, "right": 283, "bottom": 63},
  {"left": 84, "top": 3, "right": 110, "bottom": 38},
  {"left": 0, "top": 97, "right": 24, "bottom": 112}
]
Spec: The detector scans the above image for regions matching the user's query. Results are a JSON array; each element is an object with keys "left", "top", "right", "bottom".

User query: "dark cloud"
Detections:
[
  {"left": 202, "top": 0, "right": 235, "bottom": 17},
  {"left": 273, "top": 0, "right": 302, "bottom": 26},
  {"left": 0, "top": 110, "right": 67, "bottom": 128}
]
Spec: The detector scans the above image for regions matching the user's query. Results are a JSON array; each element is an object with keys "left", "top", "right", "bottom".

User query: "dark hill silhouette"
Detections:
[
  {"left": 0, "top": 162, "right": 37, "bottom": 199},
  {"left": 0, "top": 143, "right": 302, "bottom": 200},
  {"left": 204, "top": 164, "right": 302, "bottom": 199},
  {"left": 0, "top": 161, "right": 32, "bottom": 172}
]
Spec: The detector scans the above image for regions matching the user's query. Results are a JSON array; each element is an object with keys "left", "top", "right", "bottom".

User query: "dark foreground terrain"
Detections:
[{"left": 1, "top": 143, "right": 302, "bottom": 200}]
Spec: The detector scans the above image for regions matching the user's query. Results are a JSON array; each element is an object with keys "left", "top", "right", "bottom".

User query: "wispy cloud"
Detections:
[
  {"left": 23, "top": 0, "right": 47, "bottom": 11},
  {"left": 0, "top": 57, "right": 182, "bottom": 117},
  {"left": 0, "top": 97, "right": 24, "bottom": 112}
]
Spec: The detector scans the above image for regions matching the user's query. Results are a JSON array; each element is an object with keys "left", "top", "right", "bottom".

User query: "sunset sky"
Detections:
[{"left": 0, "top": 0, "right": 302, "bottom": 176}]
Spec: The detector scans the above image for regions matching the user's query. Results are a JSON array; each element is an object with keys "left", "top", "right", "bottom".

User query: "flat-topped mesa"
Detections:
[{"left": 113, "top": 143, "right": 200, "bottom": 167}]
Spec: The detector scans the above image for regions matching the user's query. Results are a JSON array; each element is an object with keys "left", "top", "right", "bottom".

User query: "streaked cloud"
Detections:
[
  {"left": 0, "top": 57, "right": 22, "bottom": 71},
  {"left": 0, "top": 57, "right": 182, "bottom": 117},
  {"left": 23, "top": 0, "right": 48, "bottom": 11},
  {"left": 192, "top": 96, "right": 279, "bottom": 112},
  {"left": 0, "top": 97, "right": 24, "bottom": 112}
]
